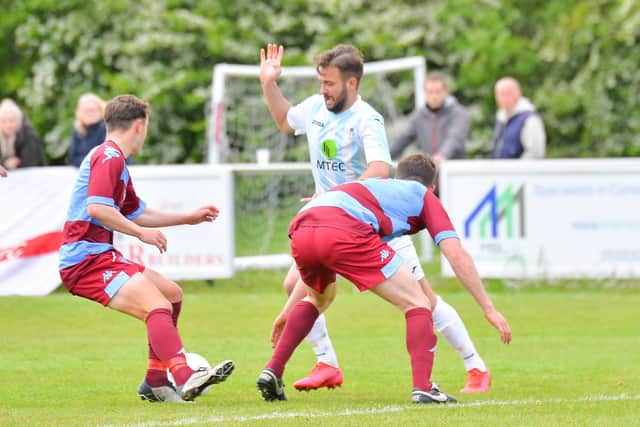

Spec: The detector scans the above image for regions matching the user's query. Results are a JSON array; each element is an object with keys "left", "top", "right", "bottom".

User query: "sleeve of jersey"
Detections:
[
  {"left": 286, "top": 95, "right": 316, "bottom": 136},
  {"left": 360, "top": 114, "right": 392, "bottom": 164},
  {"left": 421, "top": 191, "right": 459, "bottom": 244},
  {"left": 121, "top": 177, "right": 146, "bottom": 220},
  {"left": 86, "top": 151, "right": 123, "bottom": 208}
]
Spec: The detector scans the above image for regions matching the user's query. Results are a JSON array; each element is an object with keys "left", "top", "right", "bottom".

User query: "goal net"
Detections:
[{"left": 208, "top": 57, "right": 428, "bottom": 271}]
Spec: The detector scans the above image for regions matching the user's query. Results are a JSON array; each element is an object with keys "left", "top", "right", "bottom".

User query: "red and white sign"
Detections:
[
  {"left": 0, "top": 165, "right": 234, "bottom": 296},
  {"left": 0, "top": 167, "right": 77, "bottom": 295}
]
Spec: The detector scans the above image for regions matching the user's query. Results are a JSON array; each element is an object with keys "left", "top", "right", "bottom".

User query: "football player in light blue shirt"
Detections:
[{"left": 259, "top": 43, "right": 493, "bottom": 394}]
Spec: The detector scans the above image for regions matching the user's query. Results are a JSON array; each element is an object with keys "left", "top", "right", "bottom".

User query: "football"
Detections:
[{"left": 167, "top": 352, "right": 212, "bottom": 387}]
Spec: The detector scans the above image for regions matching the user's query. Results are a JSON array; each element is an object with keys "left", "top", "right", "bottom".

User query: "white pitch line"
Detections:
[{"left": 100, "top": 393, "right": 640, "bottom": 427}]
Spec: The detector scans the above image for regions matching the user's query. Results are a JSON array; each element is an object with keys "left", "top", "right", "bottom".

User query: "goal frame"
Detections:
[{"left": 207, "top": 56, "right": 426, "bottom": 164}]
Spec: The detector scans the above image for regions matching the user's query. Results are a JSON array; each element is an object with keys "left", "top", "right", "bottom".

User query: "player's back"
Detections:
[{"left": 297, "top": 178, "right": 429, "bottom": 240}]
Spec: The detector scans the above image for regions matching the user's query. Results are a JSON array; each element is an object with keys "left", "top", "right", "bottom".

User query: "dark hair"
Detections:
[
  {"left": 104, "top": 95, "right": 149, "bottom": 132},
  {"left": 396, "top": 153, "right": 437, "bottom": 188},
  {"left": 314, "top": 44, "right": 364, "bottom": 84}
]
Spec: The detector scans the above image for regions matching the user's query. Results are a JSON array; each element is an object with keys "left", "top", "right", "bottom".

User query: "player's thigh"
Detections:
[
  {"left": 142, "top": 267, "right": 183, "bottom": 303},
  {"left": 370, "top": 263, "right": 431, "bottom": 313},
  {"left": 108, "top": 272, "right": 172, "bottom": 320},
  {"left": 283, "top": 262, "right": 300, "bottom": 295}
]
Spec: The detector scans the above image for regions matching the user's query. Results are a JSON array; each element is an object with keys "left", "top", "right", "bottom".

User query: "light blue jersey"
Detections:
[{"left": 287, "top": 94, "right": 392, "bottom": 193}]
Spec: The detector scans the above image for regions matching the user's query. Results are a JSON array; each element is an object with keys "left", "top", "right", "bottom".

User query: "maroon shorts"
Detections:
[
  {"left": 59, "top": 250, "right": 145, "bottom": 306},
  {"left": 290, "top": 224, "right": 403, "bottom": 294}
]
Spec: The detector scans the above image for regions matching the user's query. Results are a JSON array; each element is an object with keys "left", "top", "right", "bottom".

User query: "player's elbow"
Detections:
[
  {"left": 277, "top": 119, "right": 294, "bottom": 134},
  {"left": 87, "top": 203, "right": 101, "bottom": 219},
  {"left": 87, "top": 203, "right": 110, "bottom": 222}
]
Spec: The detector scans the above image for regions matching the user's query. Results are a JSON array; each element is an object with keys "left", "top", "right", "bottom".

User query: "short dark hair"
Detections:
[
  {"left": 396, "top": 153, "right": 437, "bottom": 188},
  {"left": 104, "top": 95, "right": 149, "bottom": 132},
  {"left": 314, "top": 44, "right": 364, "bottom": 84}
]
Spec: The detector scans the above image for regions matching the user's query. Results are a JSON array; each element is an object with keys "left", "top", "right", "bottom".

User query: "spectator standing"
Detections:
[
  {"left": 0, "top": 98, "right": 46, "bottom": 170},
  {"left": 67, "top": 93, "right": 107, "bottom": 167},
  {"left": 390, "top": 72, "right": 469, "bottom": 164},
  {"left": 491, "top": 77, "right": 546, "bottom": 159}
]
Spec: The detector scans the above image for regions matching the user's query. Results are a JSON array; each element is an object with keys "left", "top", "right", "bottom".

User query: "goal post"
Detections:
[
  {"left": 208, "top": 56, "right": 433, "bottom": 270},
  {"left": 208, "top": 56, "right": 426, "bottom": 164}
]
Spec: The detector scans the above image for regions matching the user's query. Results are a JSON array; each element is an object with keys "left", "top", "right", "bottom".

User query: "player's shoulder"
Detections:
[
  {"left": 90, "top": 142, "right": 125, "bottom": 167},
  {"left": 352, "top": 98, "right": 384, "bottom": 123},
  {"left": 299, "top": 94, "right": 325, "bottom": 109}
]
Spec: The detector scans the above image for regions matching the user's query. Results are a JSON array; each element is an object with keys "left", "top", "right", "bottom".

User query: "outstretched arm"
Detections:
[
  {"left": 439, "top": 237, "right": 512, "bottom": 344},
  {"left": 260, "top": 44, "right": 294, "bottom": 133},
  {"left": 133, "top": 205, "right": 219, "bottom": 227},
  {"left": 87, "top": 204, "right": 167, "bottom": 253}
]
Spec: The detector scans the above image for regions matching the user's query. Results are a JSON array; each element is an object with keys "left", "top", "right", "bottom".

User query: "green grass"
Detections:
[{"left": 1, "top": 269, "right": 640, "bottom": 426}]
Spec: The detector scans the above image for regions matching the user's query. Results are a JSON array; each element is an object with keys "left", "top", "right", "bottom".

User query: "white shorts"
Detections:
[{"left": 388, "top": 235, "right": 425, "bottom": 281}]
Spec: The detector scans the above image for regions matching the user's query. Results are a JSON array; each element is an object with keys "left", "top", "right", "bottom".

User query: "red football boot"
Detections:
[
  {"left": 293, "top": 362, "right": 344, "bottom": 391},
  {"left": 460, "top": 368, "right": 491, "bottom": 393}
]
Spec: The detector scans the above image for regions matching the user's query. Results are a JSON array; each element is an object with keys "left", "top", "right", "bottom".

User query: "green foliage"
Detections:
[{"left": 2, "top": 0, "right": 639, "bottom": 163}]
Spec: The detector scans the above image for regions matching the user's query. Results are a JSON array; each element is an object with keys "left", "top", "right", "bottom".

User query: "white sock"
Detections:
[
  {"left": 432, "top": 296, "right": 487, "bottom": 372},
  {"left": 305, "top": 313, "right": 339, "bottom": 367}
]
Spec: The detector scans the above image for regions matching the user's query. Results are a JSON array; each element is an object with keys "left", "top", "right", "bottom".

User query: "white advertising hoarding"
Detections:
[
  {"left": 439, "top": 159, "right": 640, "bottom": 278},
  {"left": 114, "top": 165, "right": 234, "bottom": 280},
  {"left": 0, "top": 165, "right": 234, "bottom": 296}
]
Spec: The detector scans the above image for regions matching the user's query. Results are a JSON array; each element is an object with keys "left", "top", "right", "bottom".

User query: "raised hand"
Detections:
[{"left": 259, "top": 43, "right": 284, "bottom": 85}]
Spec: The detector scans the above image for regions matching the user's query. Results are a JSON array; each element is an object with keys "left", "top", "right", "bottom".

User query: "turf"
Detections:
[{"left": 1, "top": 269, "right": 639, "bottom": 426}]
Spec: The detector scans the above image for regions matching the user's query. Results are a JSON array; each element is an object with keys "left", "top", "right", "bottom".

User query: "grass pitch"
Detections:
[{"left": 1, "top": 268, "right": 639, "bottom": 426}]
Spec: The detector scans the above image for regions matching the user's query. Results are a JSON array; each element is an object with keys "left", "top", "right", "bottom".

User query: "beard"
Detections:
[{"left": 325, "top": 87, "right": 348, "bottom": 113}]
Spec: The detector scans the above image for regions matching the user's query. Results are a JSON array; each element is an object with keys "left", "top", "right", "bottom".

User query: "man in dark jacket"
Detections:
[
  {"left": 491, "top": 77, "right": 546, "bottom": 159},
  {"left": 390, "top": 72, "right": 469, "bottom": 163},
  {"left": 0, "top": 99, "right": 46, "bottom": 170}
]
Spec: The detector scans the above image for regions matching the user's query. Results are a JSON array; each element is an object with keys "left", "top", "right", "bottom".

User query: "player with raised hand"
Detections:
[
  {"left": 259, "top": 43, "right": 496, "bottom": 394},
  {"left": 260, "top": 43, "right": 392, "bottom": 391},
  {"left": 257, "top": 153, "right": 511, "bottom": 404},
  {"left": 58, "top": 95, "right": 234, "bottom": 403}
]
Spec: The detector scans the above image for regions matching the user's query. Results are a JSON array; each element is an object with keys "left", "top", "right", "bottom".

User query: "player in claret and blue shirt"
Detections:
[
  {"left": 58, "top": 95, "right": 234, "bottom": 403},
  {"left": 260, "top": 43, "right": 496, "bottom": 394},
  {"left": 257, "top": 153, "right": 512, "bottom": 404}
]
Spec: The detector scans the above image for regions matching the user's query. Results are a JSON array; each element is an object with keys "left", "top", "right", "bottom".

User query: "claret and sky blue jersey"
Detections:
[
  {"left": 292, "top": 178, "right": 458, "bottom": 245},
  {"left": 287, "top": 94, "right": 392, "bottom": 193},
  {"left": 59, "top": 140, "right": 146, "bottom": 270}
]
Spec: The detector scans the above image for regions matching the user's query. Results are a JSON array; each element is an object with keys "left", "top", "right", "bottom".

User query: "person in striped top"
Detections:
[
  {"left": 260, "top": 43, "right": 494, "bottom": 394},
  {"left": 256, "top": 153, "right": 511, "bottom": 404},
  {"left": 58, "top": 95, "right": 234, "bottom": 403}
]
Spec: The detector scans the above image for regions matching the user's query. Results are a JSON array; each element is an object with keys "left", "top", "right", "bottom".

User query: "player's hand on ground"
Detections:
[
  {"left": 259, "top": 43, "right": 284, "bottom": 85},
  {"left": 139, "top": 229, "right": 167, "bottom": 253},
  {"left": 270, "top": 311, "right": 288, "bottom": 348},
  {"left": 186, "top": 205, "right": 219, "bottom": 224},
  {"left": 484, "top": 308, "right": 512, "bottom": 344},
  {"left": 0, "top": 165, "right": 7, "bottom": 177}
]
